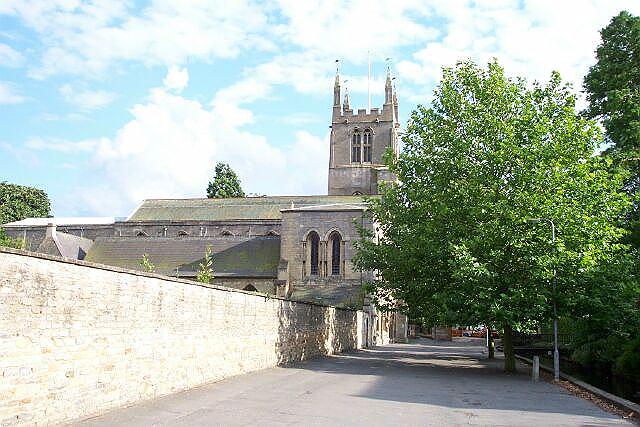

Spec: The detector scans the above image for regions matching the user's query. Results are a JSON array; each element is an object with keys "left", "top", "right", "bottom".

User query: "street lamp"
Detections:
[{"left": 527, "top": 217, "right": 560, "bottom": 381}]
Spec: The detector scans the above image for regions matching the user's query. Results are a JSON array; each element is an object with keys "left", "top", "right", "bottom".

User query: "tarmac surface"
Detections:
[{"left": 76, "top": 337, "right": 633, "bottom": 426}]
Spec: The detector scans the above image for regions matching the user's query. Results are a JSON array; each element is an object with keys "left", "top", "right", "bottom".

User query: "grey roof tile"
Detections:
[
  {"left": 85, "top": 236, "right": 280, "bottom": 278},
  {"left": 127, "top": 196, "right": 367, "bottom": 221}
]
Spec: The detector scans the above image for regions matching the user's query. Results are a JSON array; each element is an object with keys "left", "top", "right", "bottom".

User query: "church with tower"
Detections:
[{"left": 3, "top": 67, "right": 407, "bottom": 345}]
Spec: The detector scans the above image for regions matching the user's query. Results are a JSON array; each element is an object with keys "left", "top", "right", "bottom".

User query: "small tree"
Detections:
[
  {"left": 197, "top": 246, "right": 214, "bottom": 284},
  {"left": 206, "top": 162, "right": 245, "bottom": 198},
  {"left": 139, "top": 253, "right": 155, "bottom": 273}
]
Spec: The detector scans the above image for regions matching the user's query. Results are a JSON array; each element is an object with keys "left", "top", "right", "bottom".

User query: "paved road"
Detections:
[{"left": 77, "top": 338, "right": 632, "bottom": 426}]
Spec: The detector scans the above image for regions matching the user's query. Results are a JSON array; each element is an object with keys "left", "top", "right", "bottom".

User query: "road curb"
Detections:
[{"left": 515, "top": 354, "right": 640, "bottom": 416}]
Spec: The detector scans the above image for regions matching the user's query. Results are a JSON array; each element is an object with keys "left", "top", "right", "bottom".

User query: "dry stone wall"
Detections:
[{"left": 0, "top": 248, "right": 364, "bottom": 426}]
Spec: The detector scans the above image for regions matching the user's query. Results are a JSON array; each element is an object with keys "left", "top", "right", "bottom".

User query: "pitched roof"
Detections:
[
  {"left": 291, "top": 285, "right": 364, "bottom": 309},
  {"left": 35, "top": 229, "right": 93, "bottom": 260},
  {"left": 85, "top": 236, "right": 280, "bottom": 278},
  {"left": 35, "top": 235, "right": 61, "bottom": 257},
  {"left": 126, "top": 196, "right": 366, "bottom": 222},
  {"left": 54, "top": 231, "right": 93, "bottom": 259}
]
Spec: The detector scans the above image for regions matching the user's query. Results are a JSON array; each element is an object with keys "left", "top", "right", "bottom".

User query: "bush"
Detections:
[
  {"left": 0, "top": 228, "right": 25, "bottom": 249},
  {"left": 615, "top": 336, "right": 640, "bottom": 378}
]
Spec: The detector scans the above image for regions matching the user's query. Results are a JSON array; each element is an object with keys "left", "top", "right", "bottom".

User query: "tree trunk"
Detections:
[
  {"left": 488, "top": 328, "right": 495, "bottom": 359},
  {"left": 503, "top": 322, "right": 516, "bottom": 373}
]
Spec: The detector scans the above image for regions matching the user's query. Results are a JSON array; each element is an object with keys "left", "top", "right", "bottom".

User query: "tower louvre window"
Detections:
[
  {"left": 351, "top": 131, "right": 362, "bottom": 163},
  {"left": 363, "top": 129, "right": 372, "bottom": 162}
]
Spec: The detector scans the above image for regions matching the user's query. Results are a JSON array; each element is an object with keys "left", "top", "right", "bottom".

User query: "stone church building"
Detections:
[{"left": 3, "top": 69, "right": 407, "bottom": 345}]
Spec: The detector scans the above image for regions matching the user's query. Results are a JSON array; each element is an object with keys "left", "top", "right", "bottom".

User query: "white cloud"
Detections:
[
  {"left": 40, "top": 76, "right": 327, "bottom": 216},
  {"left": 59, "top": 84, "right": 115, "bottom": 110},
  {"left": 2, "top": 0, "right": 272, "bottom": 79},
  {"left": 163, "top": 66, "right": 189, "bottom": 92},
  {"left": 0, "top": 43, "right": 23, "bottom": 67},
  {"left": 395, "top": 0, "right": 640, "bottom": 106},
  {"left": 0, "top": 81, "right": 25, "bottom": 104},
  {"left": 274, "top": 0, "right": 437, "bottom": 61}
]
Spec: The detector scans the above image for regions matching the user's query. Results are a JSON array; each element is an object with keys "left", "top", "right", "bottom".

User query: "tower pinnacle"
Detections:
[
  {"left": 385, "top": 61, "right": 393, "bottom": 104},
  {"left": 333, "top": 68, "right": 340, "bottom": 107},
  {"left": 343, "top": 85, "right": 350, "bottom": 111}
]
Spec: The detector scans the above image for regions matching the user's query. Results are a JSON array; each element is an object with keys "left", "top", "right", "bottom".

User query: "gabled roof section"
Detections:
[
  {"left": 85, "top": 236, "right": 280, "bottom": 278},
  {"left": 35, "top": 229, "right": 93, "bottom": 260},
  {"left": 126, "top": 196, "right": 366, "bottom": 222}
]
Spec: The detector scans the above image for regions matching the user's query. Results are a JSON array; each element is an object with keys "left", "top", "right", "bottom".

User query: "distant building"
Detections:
[{"left": 3, "top": 69, "right": 407, "bottom": 345}]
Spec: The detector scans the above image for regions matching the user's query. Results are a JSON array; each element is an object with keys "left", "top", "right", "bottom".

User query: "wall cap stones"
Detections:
[{"left": 0, "top": 246, "right": 358, "bottom": 312}]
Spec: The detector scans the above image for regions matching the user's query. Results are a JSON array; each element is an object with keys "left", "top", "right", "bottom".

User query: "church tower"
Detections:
[{"left": 328, "top": 67, "right": 399, "bottom": 196}]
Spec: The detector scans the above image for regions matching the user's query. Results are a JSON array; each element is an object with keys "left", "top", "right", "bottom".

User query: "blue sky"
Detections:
[{"left": 1, "top": 0, "right": 639, "bottom": 218}]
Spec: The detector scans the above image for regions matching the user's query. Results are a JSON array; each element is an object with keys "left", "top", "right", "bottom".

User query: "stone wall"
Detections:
[{"left": 0, "top": 248, "right": 364, "bottom": 426}]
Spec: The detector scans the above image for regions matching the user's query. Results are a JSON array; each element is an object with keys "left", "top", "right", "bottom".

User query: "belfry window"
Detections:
[
  {"left": 363, "top": 129, "right": 372, "bottom": 163},
  {"left": 351, "top": 131, "right": 361, "bottom": 163},
  {"left": 328, "top": 231, "right": 342, "bottom": 276},
  {"left": 307, "top": 231, "right": 320, "bottom": 275}
]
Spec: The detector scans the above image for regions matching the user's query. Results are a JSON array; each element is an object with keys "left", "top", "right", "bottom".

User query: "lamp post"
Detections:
[{"left": 527, "top": 217, "right": 560, "bottom": 381}]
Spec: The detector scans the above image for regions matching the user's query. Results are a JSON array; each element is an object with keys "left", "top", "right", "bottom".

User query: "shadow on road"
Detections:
[{"left": 286, "top": 337, "right": 624, "bottom": 422}]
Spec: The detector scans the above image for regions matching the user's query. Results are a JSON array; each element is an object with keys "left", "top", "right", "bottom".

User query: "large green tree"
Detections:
[
  {"left": 584, "top": 10, "right": 640, "bottom": 154},
  {"left": 0, "top": 182, "right": 51, "bottom": 224},
  {"left": 584, "top": 10, "right": 640, "bottom": 246},
  {"left": 580, "top": 11, "right": 640, "bottom": 378},
  {"left": 206, "top": 162, "right": 245, "bottom": 199},
  {"left": 354, "top": 60, "right": 633, "bottom": 372}
]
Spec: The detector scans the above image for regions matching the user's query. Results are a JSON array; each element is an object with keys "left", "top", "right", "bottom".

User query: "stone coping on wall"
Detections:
[{"left": 0, "top": 246, "right": 357, "bottom": 312}]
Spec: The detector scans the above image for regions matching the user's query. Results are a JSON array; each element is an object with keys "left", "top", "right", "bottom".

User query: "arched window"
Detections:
[
  {"left": 352, "top": 191, "right": 362, "bottom": 196},
  {"left": 307, "top": 231, "right": 320, "bottom": 276},
  {"left": 328, "top": 231, "right": 342, "bottom": 276},
  {"left": 177, "top": 230, "right": 189, "bottom": 237},
  {"left": 266, "top": 230, "right": 279, "bottom": 236},
  {"left": 351, "top": 131, "right": 361, "bottom": 163},
  {"left": 363, "top": 129, "right": 372, "bottom": 162},
  {"left": 221, "top": 230, "right": 234, "bottom": 237},
  {"left": 243, "top": 284, "right": 258, "bottom": 292},
  {"left": 136, "top": 231, "right": 148, "bottom": 237}
]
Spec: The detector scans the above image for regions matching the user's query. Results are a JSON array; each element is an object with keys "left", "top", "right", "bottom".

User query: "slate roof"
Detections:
[
  {"left": 35, "top": 230, "right": 93, "bottom": 260},
  {"left": 126, "top": 196, "right": 367, "bottom": 222},
  {"left": 35, "top": 235, "right": 61, "bottom": 257},
  {"left": 291, "top": 285, "right": 364, "bottom": 309},
  {"left": 85, "top": 236, "right": 280, "bottom": 278}
]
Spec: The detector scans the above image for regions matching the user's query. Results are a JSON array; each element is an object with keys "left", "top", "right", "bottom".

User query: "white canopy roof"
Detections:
[{"left": 3, "top": 217, "right": 115, "bottom": 227}]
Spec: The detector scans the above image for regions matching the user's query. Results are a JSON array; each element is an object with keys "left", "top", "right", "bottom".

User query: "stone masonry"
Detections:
[{"left": 0, "top": 248, "right": 365, "bottom": 426}]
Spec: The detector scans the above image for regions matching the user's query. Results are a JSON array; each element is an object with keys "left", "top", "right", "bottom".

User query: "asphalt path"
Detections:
[{"left": 76, "top": 337, "right": 633, "bottom": 426}]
